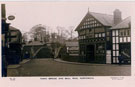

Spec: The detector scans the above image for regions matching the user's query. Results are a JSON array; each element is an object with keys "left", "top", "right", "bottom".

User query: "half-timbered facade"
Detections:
[
  {"left": 75, "top": 9, "right": 131, "bottom": 64},
  {"left": 111, "top": 17, "right": 131, "bottom": 64}
]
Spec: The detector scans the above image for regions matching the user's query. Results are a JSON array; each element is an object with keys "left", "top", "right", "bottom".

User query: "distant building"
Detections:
[
  {"left": 26, "top": 41, "right": 44, "bottom": 46},
  {"left": 75, "top": 9, "right": 131, "bottom": 64},
  {"left": 65, "top": 41, "right": 79, "bottom": 56}
]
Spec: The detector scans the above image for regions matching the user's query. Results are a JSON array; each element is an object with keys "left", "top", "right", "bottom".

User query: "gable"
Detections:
[
  {"left": 75, "top": 11, "right": 114, "bottom": 31},
  {"left": 75, "top": 12, "right": 103, "bottom": 31}
]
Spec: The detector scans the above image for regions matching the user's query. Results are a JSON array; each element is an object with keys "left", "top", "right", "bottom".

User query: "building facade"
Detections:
[
  {"left": 75, "top": 9, "right": 131, "bottom": 64},
  {"left": 111, "top": 17, "right": 131, "bottom": 64}
]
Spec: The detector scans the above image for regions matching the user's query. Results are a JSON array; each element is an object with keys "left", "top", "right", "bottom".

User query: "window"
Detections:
[
  {"left": 95, "top": 34, "right": 98, "bottom": 37},
  {"left": 124, "top": 30, "right": 126, "bottom": 36},
  {"left": 127, "top": 30, "right": 130, "bottom": 36},
  {"left": 120, "top": 37, "right": 123, "bottom": 42},
  {"left": 83, "top": 36, "right": 85, "bottom": 39},
  {"left": 107, "top": 32, "right": 110, "bottom": 36},
  {"left": 128, "top": 37, "right": 131, "bottom": 42},
  {"left": 102, "top": 33, "right": 105, "bottom": 37},
  {"left": 124, "top": 37, "right": 126, "bottom": 42},
  {"left": 120, "top": 30, "right": 123, "bottom": 36},
  {"left": 121, "top": 31, "right": 123, "bottom": 36}
]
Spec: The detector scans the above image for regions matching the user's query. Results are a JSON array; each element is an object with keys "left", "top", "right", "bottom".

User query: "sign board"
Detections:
[{"left": 8, "top": 15, "right": 15, "bottom": 20}]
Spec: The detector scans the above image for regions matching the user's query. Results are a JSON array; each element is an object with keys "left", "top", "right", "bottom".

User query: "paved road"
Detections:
[{"left": 7, "top": 58, "right": 131, "bottom": 76}]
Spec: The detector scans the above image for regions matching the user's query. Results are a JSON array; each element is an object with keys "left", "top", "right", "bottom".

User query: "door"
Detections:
[{"left": 86, "top": 45, "right": 95, "bottom": 62}]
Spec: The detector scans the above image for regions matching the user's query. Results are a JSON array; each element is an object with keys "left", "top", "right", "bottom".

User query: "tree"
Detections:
[
  {"left": 56, "top": 26, "right": 67, "bottom": 43},
  {"left": 30, "top": 24, "right": 47, "bottom": 42},
  {"left": 22, "top": 32, "right": 28, "bottom": 44},
  {"left": 65, "top": 26, "right": 77, "bottom": 40}
]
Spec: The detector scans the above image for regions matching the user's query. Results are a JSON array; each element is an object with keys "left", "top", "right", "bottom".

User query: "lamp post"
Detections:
[
  {"left": 1, "top": 4, "right": 15, "bottom": 77},
  {"left": 2, "top": 4, "right": 9, "bottom": 77}
]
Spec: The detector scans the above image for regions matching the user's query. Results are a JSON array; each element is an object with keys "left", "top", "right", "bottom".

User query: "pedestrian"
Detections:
[
  {"left": 24, "top": 51, "right": 30, "bottom": 59},
  {"left": 118, "top": 54, "right": 123, "bottom": 65}
]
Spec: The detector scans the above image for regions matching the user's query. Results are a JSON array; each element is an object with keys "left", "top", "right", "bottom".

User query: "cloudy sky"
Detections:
[{"left": 4, "top": 2, "right": 133, "bottom": 33}]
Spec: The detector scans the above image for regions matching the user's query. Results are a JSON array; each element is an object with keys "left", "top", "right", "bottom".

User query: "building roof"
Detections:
[
  {"left": 75, "top": 11, "right": 114, "bottom": 31},
  {"left": 9, "top": 26, "right": 22, "bottom": 36},
  {"left": 89, "top": 12, "right": 114, "bottom": 26},
  {"left": 65, "top": 41, "right": 79, "bottom": 47},
  {"left": 9, "top": 26, "right": 19, "bottom": 31},
  {"left": 68, "top": 47, "right": 79, "bottom": 51},
  {"left": 26, "top": 41, "right": 44, "bottom": 46},
  {"left": 75, "top": 10, "right": 131, "bottom": 31},
  {"left": 110, "top": 16, "right": 131, "bottom": 29}
]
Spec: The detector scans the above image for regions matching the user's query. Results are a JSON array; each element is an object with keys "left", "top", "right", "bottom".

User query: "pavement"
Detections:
[
  {"left": 54, "top": 58, "right": 129, "bottom": 66},
  {"left": 7, "top": 59, "right": 31, "bottom": 69}
]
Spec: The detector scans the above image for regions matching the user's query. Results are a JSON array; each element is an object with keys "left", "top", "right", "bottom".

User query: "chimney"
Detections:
[{"left": 113, "top": 9, "right": 122, "bottom": 25}]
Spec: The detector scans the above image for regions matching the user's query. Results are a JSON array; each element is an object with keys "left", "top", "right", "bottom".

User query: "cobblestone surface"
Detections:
[{"left": 7, "top": 59, "right": 131, "bottom": 76}]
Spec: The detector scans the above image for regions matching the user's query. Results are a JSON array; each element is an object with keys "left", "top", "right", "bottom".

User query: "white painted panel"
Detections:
[
  {"left": 113, "top": 37, "right": 115, "bottom": 43},
  {"left": 99, "top": 33, "right": 101, "bottom": 37},
  {"left": 113, "top": 51, "right": 115, "bottom": 56},
  {"left": 112, "top": 31, "right": 115, "bottom": 36},
  {"left": 102, "top": 33, "right": 105, "bottom": 37},
  {"left": 116, "top": 51, "right": 119, "bottom": 56},
  {"left": 113, "top": 44, "right": 115, "bottom": 50},
  {"left": 116, "top": 44, "right": 119, "bottom": 50},
  {"left": 116, "top": 37, "right": 119, "bottom": 43}
]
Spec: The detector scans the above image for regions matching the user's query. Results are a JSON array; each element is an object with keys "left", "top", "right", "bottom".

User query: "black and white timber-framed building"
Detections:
[{"left": 75, "top": 9, "right": 131, "bottom": 64}]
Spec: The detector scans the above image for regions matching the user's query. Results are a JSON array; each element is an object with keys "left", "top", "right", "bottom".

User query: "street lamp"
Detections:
[{"left": 1, "top": 4, "right": 15, "bottom": 77}]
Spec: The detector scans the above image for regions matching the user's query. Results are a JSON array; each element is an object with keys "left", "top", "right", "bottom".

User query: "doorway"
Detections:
[{"left": 86, "top": 45, "right": 95, "bottom": 62}]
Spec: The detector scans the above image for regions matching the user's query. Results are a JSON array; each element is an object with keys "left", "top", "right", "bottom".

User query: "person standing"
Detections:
[{"left": 118, "top": 54, "right": 123, "bottom": 65}]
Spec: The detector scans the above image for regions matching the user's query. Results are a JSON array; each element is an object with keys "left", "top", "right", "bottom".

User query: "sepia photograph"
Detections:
[{"left": 1, "top": 2, "right": 132, "bottom": 77}]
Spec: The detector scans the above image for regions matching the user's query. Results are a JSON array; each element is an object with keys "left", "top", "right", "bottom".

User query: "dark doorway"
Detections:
[
  {"left": 119, "top": 43, "right": 131, "bottom": 64},
  {"left": 119, "top": 43, "right": 131, "bottom": 56},
  {"left": 86, "top": 45, "right": 95, "bottom": 62}
]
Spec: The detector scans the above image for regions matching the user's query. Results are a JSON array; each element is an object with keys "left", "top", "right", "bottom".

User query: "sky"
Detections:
[{"left": 4, "top": 2, "right": 133, "bottom": 34}]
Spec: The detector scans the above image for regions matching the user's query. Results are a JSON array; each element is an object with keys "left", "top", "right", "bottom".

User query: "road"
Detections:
[{"left": 7, "top": 58, "right": 131, "bottom": 76}]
